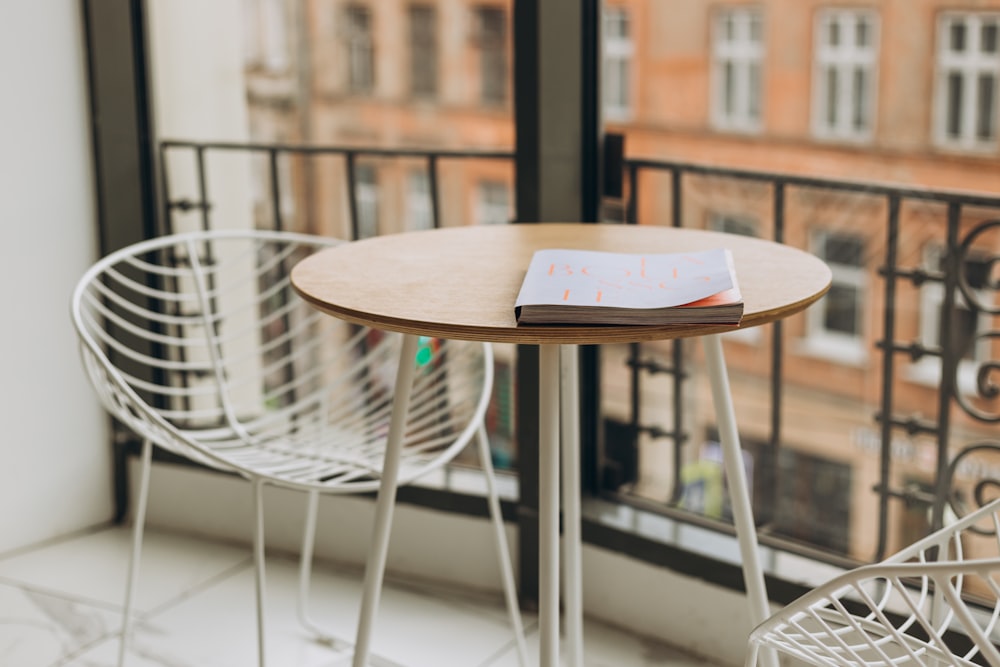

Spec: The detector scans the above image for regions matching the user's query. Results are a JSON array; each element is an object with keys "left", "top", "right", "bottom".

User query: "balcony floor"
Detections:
[{"left": 0, "top": 523, "right": 716, "bottom": 666}]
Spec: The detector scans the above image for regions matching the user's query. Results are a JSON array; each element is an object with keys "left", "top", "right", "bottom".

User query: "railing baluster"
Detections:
[
  {"left": 931, "top": 202, "right": 964, "bottom": 532},
  {"left": 875, "top": 193, "right": 901, "bottom": 561},
  {"left": 196, "top": 145, "right": 210, "bottom": 232},
  {"left": 269, "top": 148, "right": 284, "bottom": 232},
  {"left": 345, "top": 151, "right": 359, "bottom": 240},
  {"left": 428, "top": 154, "right": 441, "bottom": 228}
]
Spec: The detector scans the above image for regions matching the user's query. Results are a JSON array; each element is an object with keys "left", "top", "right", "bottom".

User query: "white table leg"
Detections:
[
  {"left": 353, "top": 333, "right": 419, "bottom": 667},
  {"left": 539, "top": 344, "right": 561, "bottom": 667},
  {"left": 560, "top": 345, "right": 583, "bottom": 667},
  {"left": 702, "top": 334, "right": 777, "bottom": 667}
]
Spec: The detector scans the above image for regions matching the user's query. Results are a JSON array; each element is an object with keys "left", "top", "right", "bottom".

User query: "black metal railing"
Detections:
[
  {"left": 155, "top": 139, "right": 1000, "bottom": 576},
  {"left": 158, "top": 139, "right": 514, "bottom": 238},
  {"left": 616, "top": 157, "right": 1000, "bottom": 567}
]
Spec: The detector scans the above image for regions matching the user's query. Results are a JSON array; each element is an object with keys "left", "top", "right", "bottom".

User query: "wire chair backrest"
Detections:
[
  {"left": 748, "top": 497, "right": 1000, "bottom": 667},
  {"left": 71, "top": 229, "right": 493, "bottom": 492}
]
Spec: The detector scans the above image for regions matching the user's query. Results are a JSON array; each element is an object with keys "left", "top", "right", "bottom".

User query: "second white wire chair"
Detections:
[
  {"left": 71, "top": 228, "right": 527, "bottom": 666},
  {"left": 747, "top": 497, "right": 1000, "bottom": 667}
]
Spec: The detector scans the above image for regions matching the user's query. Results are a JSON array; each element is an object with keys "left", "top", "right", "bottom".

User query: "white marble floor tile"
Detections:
[
  {"left": 69, "top": 554, "right": 523, "bottom": 667},
  {"left": 4, "top": 524, "right": 719, "bottom": 667},
  {"left": 0, "top": 526, "right": 250, "bottom": 614},
  {"left": 0, "top": 580, "right": 117, "bottom": 667}
]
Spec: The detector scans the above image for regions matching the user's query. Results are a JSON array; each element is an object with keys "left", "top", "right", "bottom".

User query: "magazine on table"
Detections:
[{"left": 514, "top": 247, "right": 743, "bottom": 326}]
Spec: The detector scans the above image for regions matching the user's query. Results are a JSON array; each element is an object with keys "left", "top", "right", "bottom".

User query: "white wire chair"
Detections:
[
  {"left": 71, "top": 228, "right": 527, "bottom": 667},
  {"left": 747, "top": 497, "right": 1000, "bottom": 667}
]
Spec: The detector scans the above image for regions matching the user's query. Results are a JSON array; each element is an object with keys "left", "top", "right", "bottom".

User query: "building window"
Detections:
[
  {"left": 813, "top": 9, "right": 878, "bottom": 142},
  {"left": 473, "top": 6, "right": 507, "bottom": 106},
  {"left": 408, "top": 4, "right": 437, "bottom": 99},
  {"left": 603, "top": 6, "right": 633, "bottom": 121},
  {"left": 712, "top": 7, "right": 764, "bottom": 133},
  {"left": 934, "top": 12, "right": 1000, "bottom": 151},
  {"left": 476, "top": 181, "right": 510, "bottom": 225},
  {"left": 710, "top": 212, "right": 758, "bottom": 239},
  {"left": 344, "top": 4, "right": 375, "bottom": 94},
  {"left": 772, "top": 448, "right": 851, "bottom": 556},
  {"left": 911, "top": 245, "right": 991, "bottom": 393},
  {"left": 242, "top": 0, "right": 290, "bottom": 71},
  {"left": 805, "top": 230, "right": 867, "bottom": 363},
  {"left": 407, "top": 171, "right": 434, "bottom": 231},
  {"left": 354, "top": 164, "right": 379, "bottom": 239}
]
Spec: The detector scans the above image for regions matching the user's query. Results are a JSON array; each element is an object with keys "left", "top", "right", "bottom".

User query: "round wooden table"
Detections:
[{"left": 292, "top": 223, "right": 831, "bottom": 667}]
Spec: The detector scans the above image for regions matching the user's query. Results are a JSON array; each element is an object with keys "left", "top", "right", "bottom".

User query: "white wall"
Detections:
[{"left": 0, "top": 1, "right": 112, "bottom": 552}]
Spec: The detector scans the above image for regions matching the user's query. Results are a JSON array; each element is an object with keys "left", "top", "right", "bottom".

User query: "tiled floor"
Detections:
[{"left": 0, "top": 524, "right": 716, "bottom": 667}]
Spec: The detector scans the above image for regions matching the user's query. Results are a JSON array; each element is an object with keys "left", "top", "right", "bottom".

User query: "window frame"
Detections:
[
  {"left": 354, "top": 163, "right": 379, "bottom": 238},
  {"left": 933, "top": 12, "right": 1000, "bottom": 152},
  {"left": 407, "top": 170, "right": 434, "bottom": 231},
  {"left": 473, "top": 4, "right": 508, "bottom": 107},
  {"left": 811, "top": 8, "right": 879, "bottom": 143},
  {"left": 908, "top": 244, "right": 992, "bottom": 394},
  {"left": 343, "top": 3, "right": 375, "bottom": 95},
  {"left": 802, "top": 228, "right": 868, "bottom": 365},
  {"left": 408, "top": 3, "right": 438, "bottom": 100},
  {"left": 475, "top": 180, "right": 511, "bottom": 226},
  {"left": 602, "top": 5, "right": 633, "bottom": 122},
  {"left": 710, "top": 6, "right": 765, "bottom": 134}
]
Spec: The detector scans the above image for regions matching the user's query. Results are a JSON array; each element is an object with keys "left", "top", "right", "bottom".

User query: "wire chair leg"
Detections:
[
  {"left": 296, "top": 488, "right": 351, "bottom": 647},
  {"left": 117, "top": 438, "right": 153, "bottom": 667},
  {"left": 475, "top": 424, "right": 530, "bottom": 667},
  {"left": 252, "top": 478, "right": 268, "bottom": 667}
]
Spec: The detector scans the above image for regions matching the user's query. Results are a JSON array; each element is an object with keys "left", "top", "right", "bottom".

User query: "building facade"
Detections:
[{"left": 241, "top": 0, "right": 1000, "bottom": 563}]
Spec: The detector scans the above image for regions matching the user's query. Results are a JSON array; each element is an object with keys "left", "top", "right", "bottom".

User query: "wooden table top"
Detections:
[{"left": 290, "top": 223, "right": 832, "bottom": 345}]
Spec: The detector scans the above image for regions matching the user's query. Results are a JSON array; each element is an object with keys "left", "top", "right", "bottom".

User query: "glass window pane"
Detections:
[
  {"left": 977, "top": 73, "right": 996, "bottom": 140},
  {"left": 856, "top": 17, "right": 870, "bottom": 48},
  {"left": 723, "top": 61, "right": 735, "bottom": 116},
  {"left": 853, "top": 67, "right": 868, "bottom": 130},
  {"left": 828, "top": 20, "right": 840, "bottom": 48},
  {"left": 982, "top": 21, "right": 998, "bottom": 53},
  {"left": 824, "top": 283, "right": 860, "bottom": 335},
  {"left": 724, "top": 14, "right": 735, "bottom": 42},
  {"left": 824, "top": 233, "right": 864, "bottom": 266},
  {"left": 947, "top": 72, "right": 964, "bottom": 138},
  {"left": 748, "top": 62, "right": 761, "bottom": 119},
  {"left": 826, "top": 66, "right": 839, "bottom": 126},
  {"left": 749, "top": 13, "right": 762, "bottom": 43},
  {"left": 946, "top": 304, "right": 979, "bottom": 361},
  {"left": 950, "top": 20, "right": 967, "bottom": 52},
  {"left": 409, "top": 5, "right": 437, "bottom": 98}
]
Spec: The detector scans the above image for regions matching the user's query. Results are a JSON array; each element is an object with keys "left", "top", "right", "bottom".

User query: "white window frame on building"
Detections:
[
  {"left": 343, "top": 3, "right": 375, "bottom": 95},
  {"left": 241, "top": 0, "right": 290, "bottom": 72},
  {"left": 802, "top": 229, "right": 867, "bottom": 365},
  {"left": 933, "top": 12, "right": 1000, "bottom": 152},
  {"left": 476, "top": 180, "right": 510, "bottom": 226},
  {"left": 473, "top": 5, "right": 508, "bottom": 107},
  {"left": 603, "top": 6, "right": 633, "bottom": 122},
  {"left": 812, "top": 8, "right": 879, "bottom": 143},
  {"left": 408, "top": 3, "right": 437, "bottom": 99},
  {"left": 908, "top": 244, "right": 992, "bottom": 395},
  {"left": 407, "top": 170, "right": 434, "bottom": 231},
  {"left": 711, "top": 6, "right": 764, "bottom": 133},
  {"left": 354, "top": 163, "right": 379, "bottom": 238}
]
